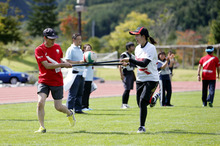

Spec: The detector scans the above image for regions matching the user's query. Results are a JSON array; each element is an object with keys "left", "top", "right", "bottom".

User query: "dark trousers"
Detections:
[
  {"left": 136, "top": 81, "right": 158, "bottom": 126},
  {"left": 82, "top": 81, "right": 92, "bottom": 108},
  {"left": 122, "top": 71, "right": 135, "bottom": 104},
  {"left": 202, "top": 80, "right": 216, "bottom": 105},
  {"left": 66, "top": 75, "right": 84, "bottom": 112},
  {"left": 159, "top": 79, "right": 172, "bottom": 106},
  {"left": 122, "top": 90, "right": 130, "bottom": 104}
]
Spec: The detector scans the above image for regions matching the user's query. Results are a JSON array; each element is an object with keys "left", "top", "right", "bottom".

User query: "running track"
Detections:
[{"left": 0, "top": 81, "right": 219, "bottom": 104}]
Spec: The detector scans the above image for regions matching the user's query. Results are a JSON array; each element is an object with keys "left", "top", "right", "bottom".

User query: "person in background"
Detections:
[
  {"left": 82, "top": 44, "right": 94, "bottom": 111},
  {"left": 34, "top": 28, "right": 75, "bottom": 133},
  {"left": 121, "top": 27, "right": 159, "bottom": 133},
  {"left": 119, "top": 42, "right": 136, "bottom": 109},
  {"left": 157, "top": 51, "right": 174, "bottom": 107},
  {"left": 65, "top": 33, "right": 86, "bottom": 114},
  {"left": 197, "top": 46, "right": 220, "bottom": 107},
  {"left": 168, "top": 51, "right": 175, "bottom": 80}
]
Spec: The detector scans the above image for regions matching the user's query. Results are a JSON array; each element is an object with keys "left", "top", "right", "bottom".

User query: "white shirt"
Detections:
[
  {"left": 157, "top": 60, "right": 170, "bottom": 75},
  {"left": 135, "top": 42, "right": 159, "bottom": 82},
  {"left": 85, "top": 66, "right": 94, "bottom": 81},
  {"left": 65, "top": 44, "right": 85, "bottom": 75}
]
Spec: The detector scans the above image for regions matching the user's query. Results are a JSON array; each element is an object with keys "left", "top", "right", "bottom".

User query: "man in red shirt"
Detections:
[
  {"left": 35, "top": 28, "right": 76, "bottom": 133},
  {"left": 197, "top": 46, "right": 220, "bottom": 107}
]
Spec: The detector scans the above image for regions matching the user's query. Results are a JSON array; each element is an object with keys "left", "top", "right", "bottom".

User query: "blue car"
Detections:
[{"left": 0, "top": 65, "right": 29, "bottom": 84}]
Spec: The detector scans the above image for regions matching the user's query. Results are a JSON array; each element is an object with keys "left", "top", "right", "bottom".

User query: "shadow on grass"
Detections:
[
  {"left": 49, "top": 129, "right": 220, "bottom": 136},
  {"left": 14, "top": 57, "right": 38, "bottom": 70},
  {"left": 151, "top": 129, "right": 220, "bottom": 135},
  {"left": 167, "top": 106, "right": 220, "bottom": 109},
  {"left": 94, "top": 109, "right": 134, "bottom": 111},
  {"left": 79, "top": 113, "right": 130, "bottom": 116},
  {"left": 0, "top": 119, "right": 37, "bottom": 122},
  {"left": 50, "top": 130, "right": 129, "bottom": 135}
]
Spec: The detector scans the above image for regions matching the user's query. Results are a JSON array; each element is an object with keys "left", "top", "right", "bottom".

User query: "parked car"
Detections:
[{"left": 0, "top": 65, "right": 29, "bottom": 84}]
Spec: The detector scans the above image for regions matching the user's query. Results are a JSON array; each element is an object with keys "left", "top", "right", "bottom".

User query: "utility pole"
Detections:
[
  {"left": 92, "top": 20, "right": 95, "bottom": 37},
  {"left": 75, "top": 0, "right": 86, "bottom": 35}
]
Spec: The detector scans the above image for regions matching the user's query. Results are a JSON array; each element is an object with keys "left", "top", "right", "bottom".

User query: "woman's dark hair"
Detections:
[
  {"left": 158, "top": 52, "right": 166, "bottom": 61},
  {"left": 83, "top": 44, "right": 92, "bottom": 52},
  {"left": 149, "top": 37, "right": 157, "bottom": 45},
  {"left": 141, "top": 28, "right": 157, "bottom": 45}
]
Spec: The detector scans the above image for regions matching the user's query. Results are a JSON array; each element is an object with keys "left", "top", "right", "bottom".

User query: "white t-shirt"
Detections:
[
  {"left": 135, "top": 42, "right": 159, "bottom": 82},
  {"left": 85, "top": 65, "right": 94, "bottom": 81},
  {"left": 65, "top": 44, "right": 85, "bottom": 75}
]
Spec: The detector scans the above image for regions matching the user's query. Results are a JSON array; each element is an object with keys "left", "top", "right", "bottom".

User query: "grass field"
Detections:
[
  {"left": 95, "top": 68, "right": 199, "bottom": 81},
  {"left": 0, "top": 90, "right": 220, "bottom": 145}
]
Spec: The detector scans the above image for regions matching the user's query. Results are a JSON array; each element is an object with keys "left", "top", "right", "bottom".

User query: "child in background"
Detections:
[
  {"left": 82, "top": 44, "right": 94, "bottom": 111},
  {"left": 157, "top": 52, "right": 174, "bottom": 106}
]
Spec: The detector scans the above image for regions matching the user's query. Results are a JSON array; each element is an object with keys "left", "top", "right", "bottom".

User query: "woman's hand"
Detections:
[{"left": 120, "top": 58, "right": 129, "bottom": 66}]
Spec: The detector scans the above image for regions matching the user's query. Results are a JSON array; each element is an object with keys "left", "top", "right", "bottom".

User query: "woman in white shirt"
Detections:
[{"left": 121, "top": 27, "right": 159, "bottom": 133}]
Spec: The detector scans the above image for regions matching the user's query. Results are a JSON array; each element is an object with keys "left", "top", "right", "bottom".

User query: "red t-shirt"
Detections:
[
  {"left": 35, "top": 43, "right": 63, "bottom": 86},
  {"left": 199, "top": 54, "right": 220, "bottom": 80}
]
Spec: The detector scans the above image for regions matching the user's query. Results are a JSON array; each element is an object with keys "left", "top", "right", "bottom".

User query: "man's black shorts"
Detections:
[{"left": 37, "top": 83, "right": 63, "bottom": 100}]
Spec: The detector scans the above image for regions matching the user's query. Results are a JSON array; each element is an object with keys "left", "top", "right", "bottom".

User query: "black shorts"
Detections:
[
  {"left": 123, "top": 71, "right": 135, "bottom": 90},
  {"left": 136, "top": 81, "right": 158, "bottom": 105},
  {"left": 37, "top": 83, "right": 63, "bottom": 100}
]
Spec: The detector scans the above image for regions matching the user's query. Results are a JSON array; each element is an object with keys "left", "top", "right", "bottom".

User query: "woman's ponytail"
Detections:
[{"left": 149, "top": 36, "right": 157, "bottom": 45}]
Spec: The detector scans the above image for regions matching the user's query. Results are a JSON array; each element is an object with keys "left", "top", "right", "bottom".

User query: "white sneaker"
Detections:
[
  {"left": 82, "top": 108, "right": 90, "bottom": 111},
  {"left": 121, "top": 104, "right": 130, "bottom": 109},
  {"left": 150, "top": 93, "right": 160, "bottom": 108},
  {"left": 137, "top": 126, "right": 146, "bottom": 133}
]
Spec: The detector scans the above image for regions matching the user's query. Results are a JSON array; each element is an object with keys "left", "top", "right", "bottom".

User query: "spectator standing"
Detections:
[
  {"left": 119, "top": 42, "right": 136, "bottom": 109},
  {"left": 34, "top": 28, "right": 75, "bottom": 133},
  {"left": 157, "top": 52, "right": 174, "bottom": 106},
  {"left": 82, "top": 44, "right": 94, "bottom": 111},
  {"left": 168, "top": 51, "right": 175, "bottom": 80},
  {"left": 65, "top": 33, "right": 86, "bottom": 114},
  {"left": 197, "top": 46, "right": 220, "bottom": 107},
  {"left": 121, "top": 27, "right": 159, "bottom": 133}
]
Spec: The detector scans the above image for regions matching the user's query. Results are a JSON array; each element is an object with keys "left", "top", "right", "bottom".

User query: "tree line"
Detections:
[{"left": 0, "top": 0, "right": 220, "bottom": 63}]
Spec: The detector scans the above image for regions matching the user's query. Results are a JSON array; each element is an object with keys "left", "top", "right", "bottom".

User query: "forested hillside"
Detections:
[
  {"left": 2, "top": 0, "right": 219, "bottom": 39},
  {"left": 0, "top": 0, "right": 220, "bottom": 44},
  {"left": 63, "top": 0, "right": 219, "bottom": 38},
  {"left": 1, "top": 0, "right": 220, "bottom": 70}
]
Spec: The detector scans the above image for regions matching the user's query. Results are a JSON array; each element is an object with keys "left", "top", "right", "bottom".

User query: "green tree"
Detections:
[
  {"left": 210, "top": 18, "right": 220, "bottom": 44},
  {"left": 0, "top": 42, "right": 6, "bottom": 63},
  {"left": 153, "top": 8, "right": 174, "bottom": 45},
  {"left": 173, "top": 0, "right": 218, "bottom": 30},
  {"left": 87, "top": 37, "right": 101, "bottom": 53},
  {"left": 0, "top": 0, "right": 23, "bottom": 44},
  {"left": 109, "top": 11, "right": 154, "bottom": 54},
  {"left": 27, "top": 0, "right": 59, "bottom": 37},
  {"left": 58, "top": 4, "right": 87, "bottom": 39}
]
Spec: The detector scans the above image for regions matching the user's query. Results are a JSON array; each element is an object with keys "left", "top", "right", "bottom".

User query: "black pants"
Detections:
[
  {"left": 136, "top": 81, "right": 158, "bottom": 126},
  {"left": 122, "top": 71, "right": 135, "bottom": 104},
  {"left": 82, "top": 81, "right": 92, "bottom": 109},
  {"left": 202, "top": 80, "right": 216, "bottom": 105},
  {"left": 122, "top": 90, "right": 130, "bottom": 104},
  {"left": 159, "top": 79, "right": 172, "bottom": 106}
]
